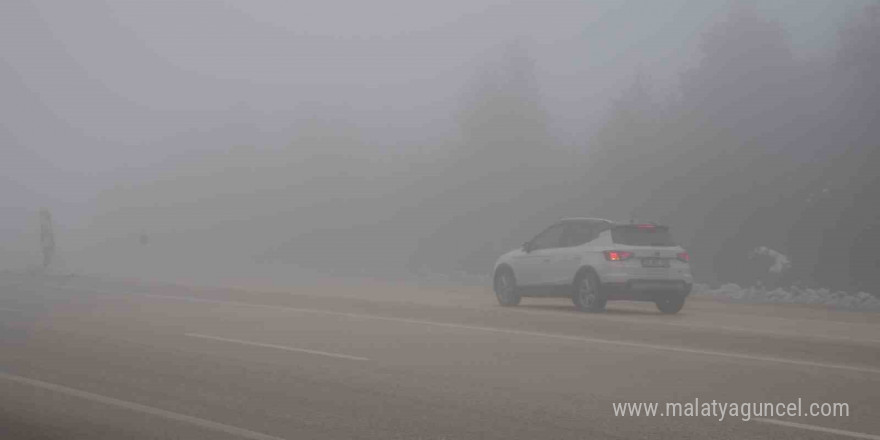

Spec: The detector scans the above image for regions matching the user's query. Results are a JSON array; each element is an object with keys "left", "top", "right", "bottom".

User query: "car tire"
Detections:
[
  {"left": 655, "top": 294, "right": 686, "bottom": 314},
  {"left": 573, "top": 270, "right": 606, "bottom": 312},
  {"left": 494, "top": 269, "right": 521, "bottom": 307}
]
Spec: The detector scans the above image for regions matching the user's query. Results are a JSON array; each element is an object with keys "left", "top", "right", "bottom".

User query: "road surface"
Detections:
[{"left": 1, "top": 274, "right": 879, "bottom": 439}]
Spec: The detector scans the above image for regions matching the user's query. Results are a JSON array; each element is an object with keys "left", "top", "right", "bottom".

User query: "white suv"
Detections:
[{"left": 492, "top": 218, "right": 693, "bottom": 314}]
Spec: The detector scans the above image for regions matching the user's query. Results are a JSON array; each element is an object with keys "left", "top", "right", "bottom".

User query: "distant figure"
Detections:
[
  {"left": 749, "top": 246, "right": 791, "bottom": 290},
  {"left": 39, "top": 208, "right": 56, "bottom": 268}
]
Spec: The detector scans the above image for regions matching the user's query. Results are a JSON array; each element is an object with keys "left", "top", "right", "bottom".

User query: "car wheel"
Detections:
[
  {"left": 573, "top": 271, "right": 606, "bottom": 312},
  {"left": 655, "top": 294, "right": 685, "bottom": 314},
  {"left": 494, "top": 270, "right": 521, "bottom": 306}
]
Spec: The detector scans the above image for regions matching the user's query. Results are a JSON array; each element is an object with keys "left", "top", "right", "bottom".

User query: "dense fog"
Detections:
[{"left": 2, "top": 0, "right": 878, "bottom": 293}]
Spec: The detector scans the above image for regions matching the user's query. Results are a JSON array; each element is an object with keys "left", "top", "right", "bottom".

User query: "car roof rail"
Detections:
[{"left": 559, "top": 217, "right": 613, "bottom": 223}]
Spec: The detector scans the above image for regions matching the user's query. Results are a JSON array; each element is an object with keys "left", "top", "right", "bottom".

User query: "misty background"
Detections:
[{"left": 2, "top": 0, "right": 878, "bottom": 293}]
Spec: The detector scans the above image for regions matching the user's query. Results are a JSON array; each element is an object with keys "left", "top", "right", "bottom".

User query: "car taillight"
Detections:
[
  {"left": 677, "top": 252, "right": 690, "bottom": 263},
  {"left": 604, "top": 250, "right": 634, "bottom": 261}
]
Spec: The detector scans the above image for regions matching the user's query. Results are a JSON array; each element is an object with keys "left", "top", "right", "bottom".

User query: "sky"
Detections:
[{"left": 4, "top": 1, "right": 859, "bottom": 169}]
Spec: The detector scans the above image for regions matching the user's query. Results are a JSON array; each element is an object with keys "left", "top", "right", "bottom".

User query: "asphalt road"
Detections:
[{"left": 1, "top": 275, "right": 879, "bottom": 439}]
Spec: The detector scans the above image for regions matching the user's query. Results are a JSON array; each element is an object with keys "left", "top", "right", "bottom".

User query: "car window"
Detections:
[
  {"left": 529, "top": 224, "right": 565, "bottom": 250},
  {"left": 611, "top": 224, "right": 676, "bottom": 246},
  {"left": 562, "top": 222, "right": 597, "bottom": 247}
]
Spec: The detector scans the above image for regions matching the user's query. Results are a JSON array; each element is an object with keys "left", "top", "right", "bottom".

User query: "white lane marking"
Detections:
[
  {"left": 42, "top": 284, "right": 880, "bottom": 346},
  {"left": 34, "top": 285, "right": 880, "bottom": 375},
  {"left": 0, "top": 371, "right": 288, "bottom": 440},
  {"left": 128, "top": 293, "right": 880, "bottom": 375},
  {"left": 185, "top": 333, "right": 369, "bottom": 361},
  {"left": 504, "top": 306, "right": 880, "bottom": 345},
  {"left": 756, "top": 418, "right": 880, "bottom": 440}
]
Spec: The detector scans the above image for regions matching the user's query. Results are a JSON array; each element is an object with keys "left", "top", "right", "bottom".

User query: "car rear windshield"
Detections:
[{"left": 611, "top": 225, "right": 676, "bottom": 246}]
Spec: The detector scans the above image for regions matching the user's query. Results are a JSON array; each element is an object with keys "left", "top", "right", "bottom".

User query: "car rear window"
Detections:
[{"left": 611, "top": 225, "right": 676, "bottom": 246}]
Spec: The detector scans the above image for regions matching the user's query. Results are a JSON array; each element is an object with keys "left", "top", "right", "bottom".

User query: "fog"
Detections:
[{"left": 2, "top": 0, "right": 878, "bottom": 293}]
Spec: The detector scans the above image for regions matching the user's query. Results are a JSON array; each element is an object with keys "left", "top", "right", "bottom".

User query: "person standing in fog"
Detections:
[{"left": 39, "top": 208, "right": 55, "bottom": 269}]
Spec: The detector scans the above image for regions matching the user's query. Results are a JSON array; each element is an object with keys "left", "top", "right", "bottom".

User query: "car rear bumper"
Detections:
[{"left": 601, "top": 280, "right": 692, "bottom": 301}]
